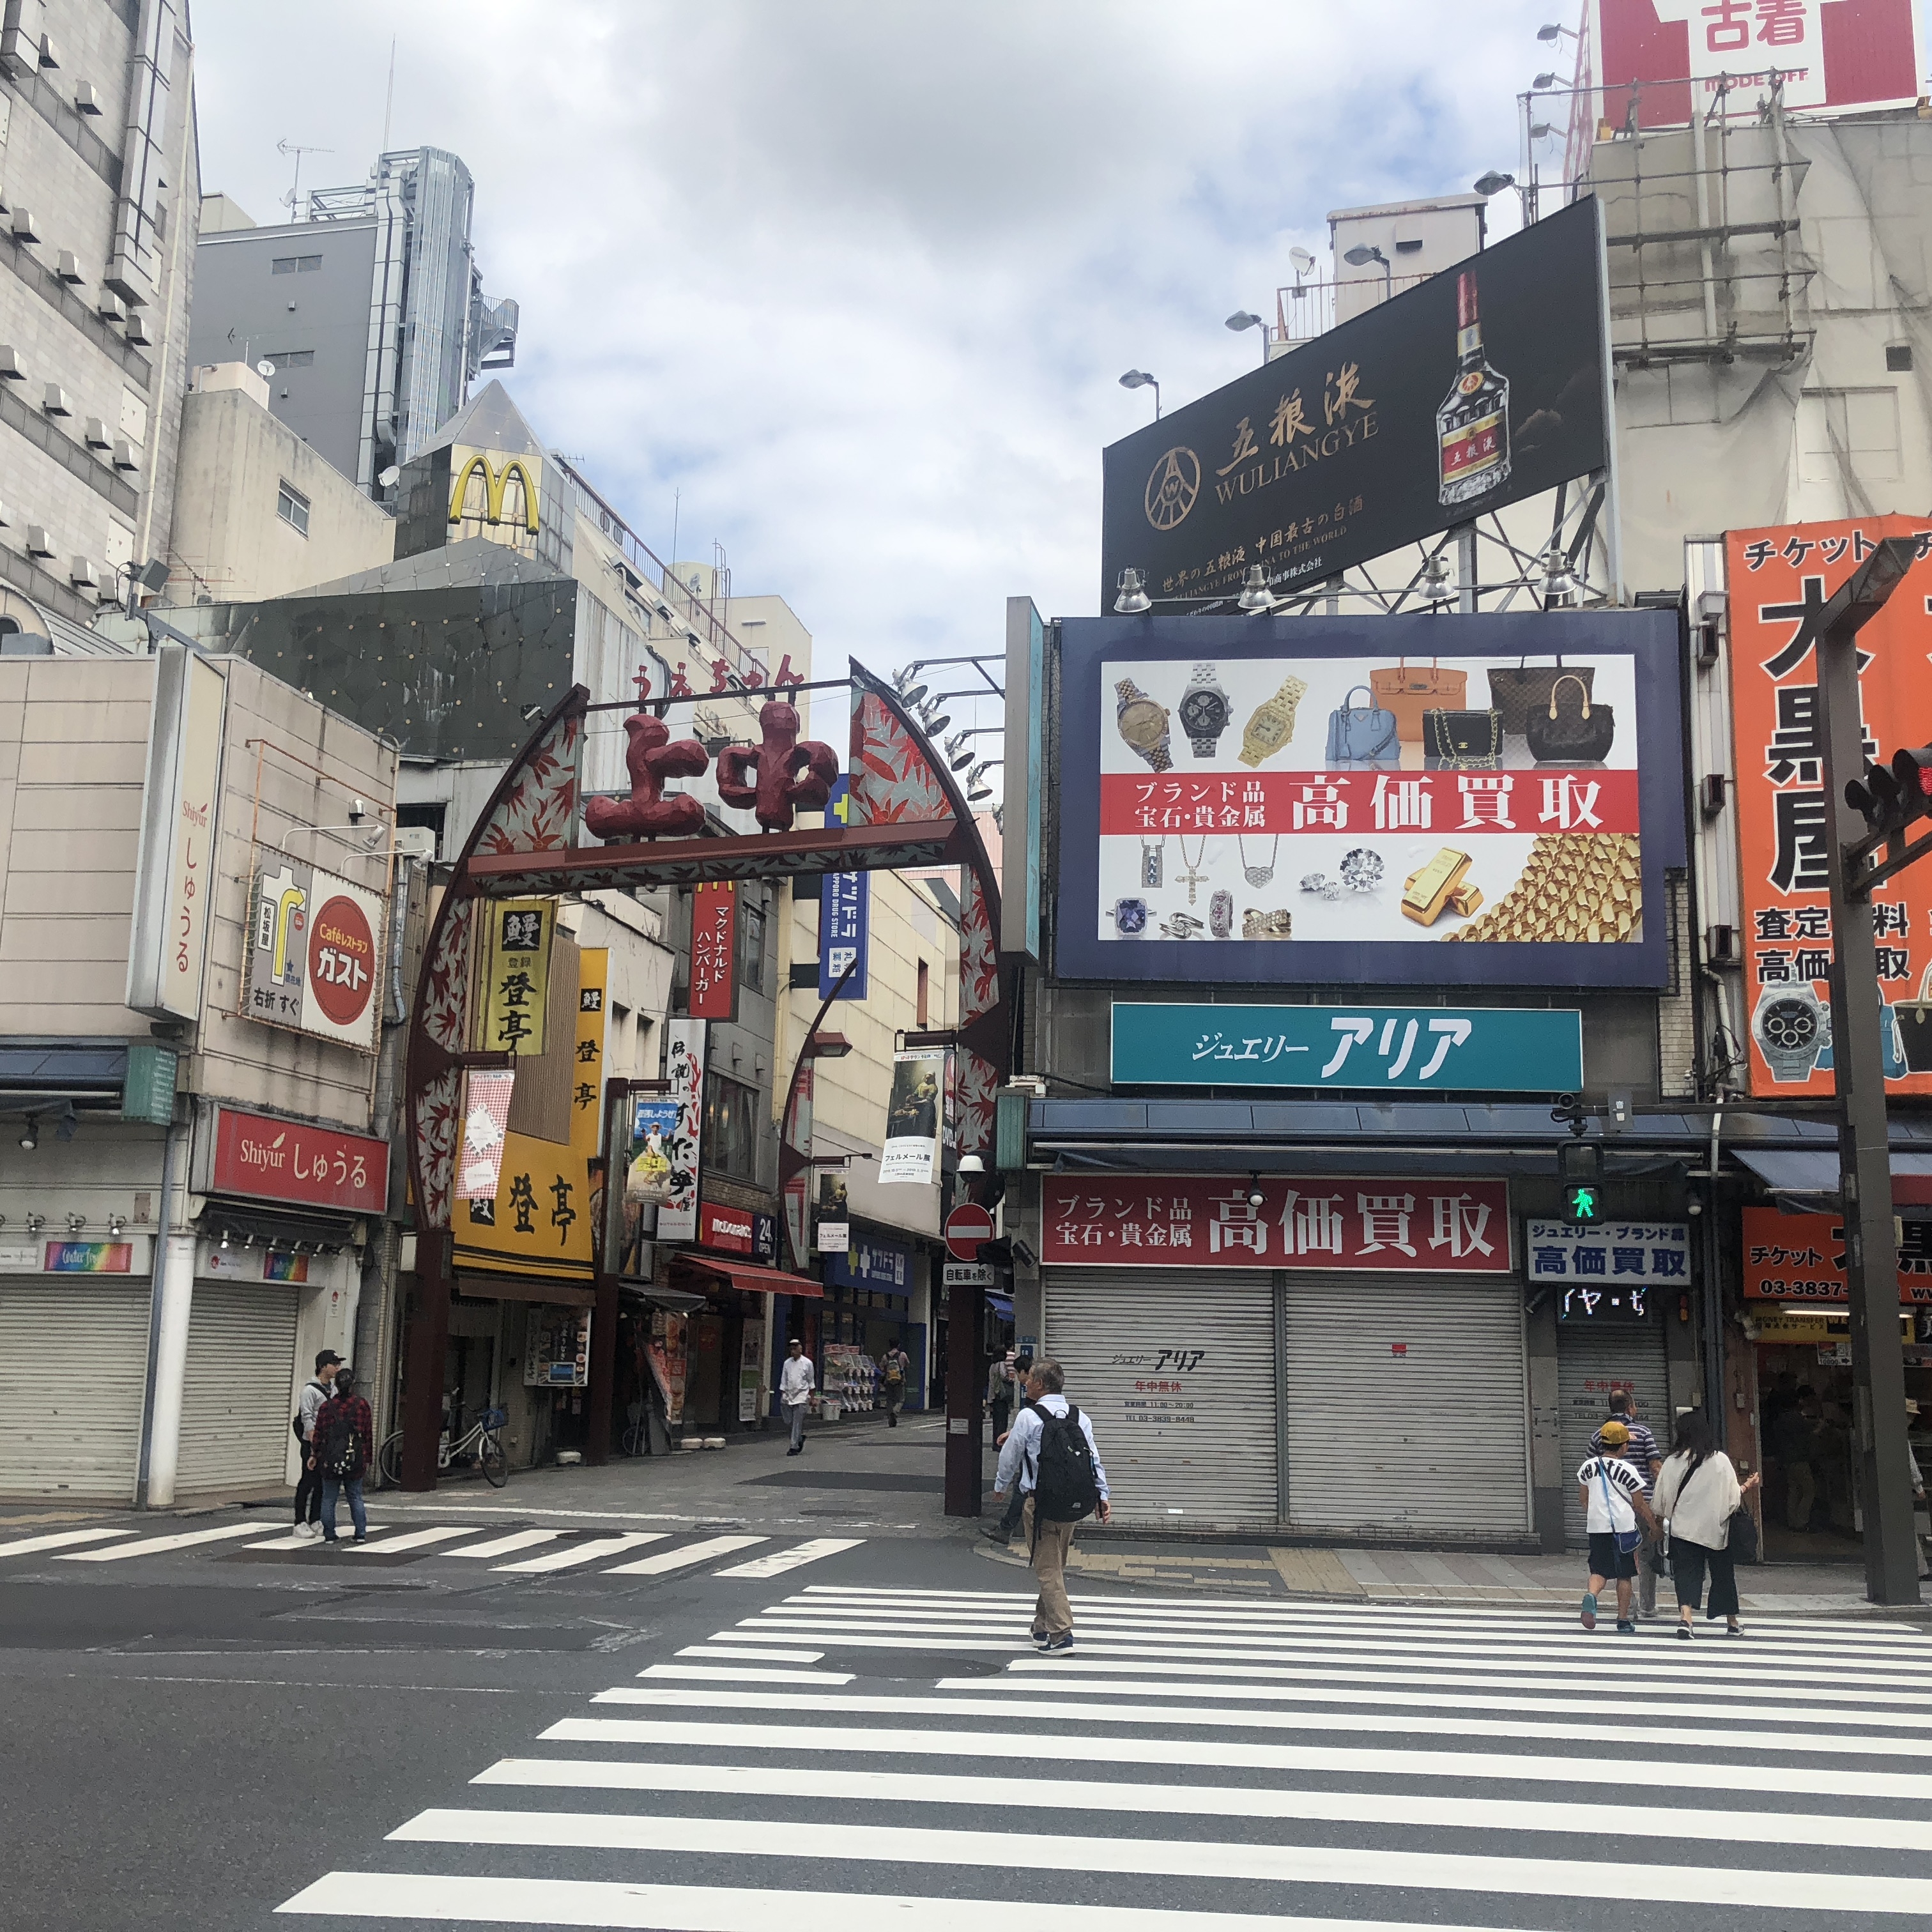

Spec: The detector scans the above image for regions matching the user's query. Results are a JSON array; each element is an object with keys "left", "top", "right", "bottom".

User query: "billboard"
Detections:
[
  {"left": 1055, "top": 611, "right": 1684, "bottom": 988},
  {"left": 1741, "top": 1206, "right": 1932, "bottom": 1305},
  {"left": 880, "top": 1049, "right": 944, "bottom": 1184},
  {"left": 244, "top": 855, "right": 385, "bottom": 1052},
  {"left": 1591, "top": 0, "right": 1926, "bottom": 125},
  {"left": 1727, "top": 516, "right": 1932, "bottom": 1093},
  {"left": 658, "top": 1018, "right": 705, "bottom": 1241},
  {"left": 1100, "top": 199, "right": 1608, "bottom": 611}
]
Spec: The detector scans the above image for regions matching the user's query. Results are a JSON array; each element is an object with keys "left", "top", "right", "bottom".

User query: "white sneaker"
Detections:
[{"left": 297, "top": 1522, "right": 320, "bottom": 1540}]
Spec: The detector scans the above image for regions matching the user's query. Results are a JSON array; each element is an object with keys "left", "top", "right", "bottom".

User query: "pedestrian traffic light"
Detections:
[
  {"left": 1558, "top": 1139, "right": 1604, "bottom": 1223},
  {"left": 1846, "top": 744, "right": 1932, "bottom": 836}
]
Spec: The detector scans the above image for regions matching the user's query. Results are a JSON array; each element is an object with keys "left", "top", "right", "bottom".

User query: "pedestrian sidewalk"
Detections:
[{"left": 977, "top": 1531, "right": 1924, "bottom": 1618}]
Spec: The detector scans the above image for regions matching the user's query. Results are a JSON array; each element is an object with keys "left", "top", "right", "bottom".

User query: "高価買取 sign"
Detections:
[{"left": 1112, "top": 1003, "right": 1581, "bottom": 1091}]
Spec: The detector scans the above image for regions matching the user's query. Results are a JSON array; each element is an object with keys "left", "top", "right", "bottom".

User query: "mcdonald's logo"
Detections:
[{"left": 448, "top": 451, "right": 540, "bottom": 533}]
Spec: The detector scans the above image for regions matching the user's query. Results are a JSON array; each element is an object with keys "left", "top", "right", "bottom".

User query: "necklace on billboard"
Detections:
[
  {"left": 1238, "top": 833, "right": 1280, "bottom": 888},
  {"left": 1177, "top": 834, "right": 1208, "bottom": 904},
  {"left": 1140, "top": 837, "right": 1165, "bottom": 889}
]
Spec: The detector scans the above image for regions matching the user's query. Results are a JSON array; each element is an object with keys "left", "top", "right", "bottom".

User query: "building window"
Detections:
[
  {"left": 272, "top": 257, "right": 297, "bottom": 274},
  {"left": 297, "top": 255, "right": 323, "bottom": 272},
  {"left": 916, "top": 958, "right": 930, "bottom": 1029},
  {"left": 1887, "top": 344, "right": 1914, "bottom": 373},
  {"left": 265, "top": 349, "right": 315, "bottom": 369},
  {"left": 702, "top": 1072, "right": 760, "bottom": 1181},
  {"left": 740, "top": 896, "right": 767, "bottom": 993},
  {"left": 276, "top": 479, "right": 310, "bottom": 535}
]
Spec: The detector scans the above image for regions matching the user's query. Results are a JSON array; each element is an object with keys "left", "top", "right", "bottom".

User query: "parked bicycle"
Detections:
[{"left": 378, "top": 1405, "right": 509, "bottom": 1488}]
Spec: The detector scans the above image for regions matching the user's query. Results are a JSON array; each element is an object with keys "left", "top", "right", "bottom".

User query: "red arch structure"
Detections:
[{"left": 399, "top": 670, "right": 1007, "bottom": 1506}]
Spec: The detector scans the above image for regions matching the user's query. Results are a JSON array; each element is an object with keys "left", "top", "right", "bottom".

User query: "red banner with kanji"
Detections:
[
  {"left": 1042, "top": 1176, "right": 1512, "bottom": 1271},
  {"left": 1728, "top": 516, "right": 1932, "bottom": 1094},
  {"left": 689, "top": 882, "right": 738, "bottom": 1020}
]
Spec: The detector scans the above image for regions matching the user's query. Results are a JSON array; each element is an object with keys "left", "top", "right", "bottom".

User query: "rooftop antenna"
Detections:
[
  {"left": 277, "top": 138, "right": 333, "bottom": 219},
  {"left": 382, "top": 39, "right": 396, "bottom": 153}
]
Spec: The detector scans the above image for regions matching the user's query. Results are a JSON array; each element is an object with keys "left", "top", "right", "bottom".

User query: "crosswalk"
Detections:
[
  {"left": 0, "top": 1519, "right": 864, "bottom": 1581},
  {"left": 275, "top": 1577, "right": 1932, "bottom": 1928}
]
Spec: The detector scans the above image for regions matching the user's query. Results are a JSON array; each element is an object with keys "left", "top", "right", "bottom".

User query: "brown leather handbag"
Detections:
[{"left": 1371, "top": 659, "right": 1468, "bottom": 742}]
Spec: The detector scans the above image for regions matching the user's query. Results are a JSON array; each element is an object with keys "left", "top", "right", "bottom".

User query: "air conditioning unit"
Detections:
[
  {"left": 0, "top": 498, "right": 10, "bottom": 528},
  {"left": 73, "top": 80, "right": 102, "bottom": 116},
  {"left": 41, "top": 383, "right": 70, "bottom": 417},
  {"left": 0, "top": 346, "right": 23, "bottom": 381},
  {"left": 10, "top": 206, "right": 40, "bottom": 243},
  {"left": 24, "top": 525, "right": 56, "bottom": 559},
  {"left": 123, "top": 308, "right": 153, "bottom": 346},
  {"left": 95, "top": 291, "right": 123, "bottom": 323},
  {"left": 1706, "top": 924, "right": 1740, "bottom": 969},
  {"left": 36, "top": 31, "right": 59, "bottom": 68},
  {"left": 69, "top": 556, "right": 100, "bottom": 591},
  {"left": 82, "top": 416, "right": 111, "bottom": 450},
  {"left": 54, "top": 250, "right": 83, "bottom": 285},
  {"left": 111, "top": 438, "right": 139, "bottom": 471},
  {"left": 392, "top": 825, "right": 438, "bottom": 861}
]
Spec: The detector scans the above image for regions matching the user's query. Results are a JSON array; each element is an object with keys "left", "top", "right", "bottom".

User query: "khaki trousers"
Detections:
[{"left": 1023, "top": 1496, "right": 1076, "bottom": 1637}]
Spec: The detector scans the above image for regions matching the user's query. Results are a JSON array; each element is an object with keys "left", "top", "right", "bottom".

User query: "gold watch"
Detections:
[
  {"left": 1238, "top": 675, "right": 1308, "bottom": 768},
  {"left": 1115, "top": 678, "right": 1172, "bottom": 772}
]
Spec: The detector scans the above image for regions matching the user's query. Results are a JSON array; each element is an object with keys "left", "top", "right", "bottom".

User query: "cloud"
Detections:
[{"left": 189, "top": 0, "right": 1554, "bottom": 725}]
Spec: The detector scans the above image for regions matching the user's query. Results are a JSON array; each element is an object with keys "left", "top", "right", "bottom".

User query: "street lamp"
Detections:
[
  {"left": 1533, "top": 70, "right": 1560, "bottom": 89},
  {"left": 1225, "top": 309, "right": 1269, "bottom": 365},
  {"left": 1118, "top": 369, "right": 1161, "bottom": 419},
  {"left": 1114, "top": 569, "right": 1152, "bottom": 615},
  {"left": 1238, "top": 565, "right": 1279, "bottom": 615},
  {"left": 1341, "top": 244, "right": 1392, "bottom": 302},
  {"left": 1537, "top": 20, "right": 1577, "bottom": 40}
]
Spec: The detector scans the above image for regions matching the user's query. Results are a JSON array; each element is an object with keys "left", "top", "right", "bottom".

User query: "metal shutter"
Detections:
[
  {"left": 1285, "top": 1276, "right": 1531, "bottom": 1538},
  {"left": 1557, "top": 1318, "right": 1672, "bottom": 1547},
  {"left": 175, "top": 1282, "right": 301, "bottom": 1494},
  {"left": 1043, "top": 1268, "right": 1277, "bottom": 1530},
  {"left": 0, "top": 1282, "right": 150, "bottom": 1501}
]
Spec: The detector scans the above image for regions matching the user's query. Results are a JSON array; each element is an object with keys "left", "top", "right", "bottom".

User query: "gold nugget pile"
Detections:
[{"left": 1445, "top": 834, "right": 1641, "bottom": 944}]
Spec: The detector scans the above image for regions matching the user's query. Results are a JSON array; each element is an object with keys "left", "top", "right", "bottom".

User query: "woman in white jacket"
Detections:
[{"left": 1653, "top": 1410, "right": 1762, "bottom": 1639}]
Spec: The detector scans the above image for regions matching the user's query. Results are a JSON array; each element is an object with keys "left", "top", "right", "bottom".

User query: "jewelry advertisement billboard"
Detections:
[{"left": 1057, "top": 610, "right": 1683, "bottom": 986}]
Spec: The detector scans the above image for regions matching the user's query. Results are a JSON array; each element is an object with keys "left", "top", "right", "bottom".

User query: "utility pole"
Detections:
[{"left": 1814, "top": 534, "right": 1923, "bottom": 1607}]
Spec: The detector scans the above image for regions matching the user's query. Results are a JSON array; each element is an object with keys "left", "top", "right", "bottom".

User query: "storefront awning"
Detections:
[
  {"left": 1733, "top": 1147, "right": 1932, "bottom": 1209},
  {"left": 619, "top": 1281, "right": 707, "bottom": 1314},
  {"left": 454, "top": 1271, "right": 595, "bottom": 1308},
  {"left": 671, "top": 1254, "right": 825, "bottom": 1300}
]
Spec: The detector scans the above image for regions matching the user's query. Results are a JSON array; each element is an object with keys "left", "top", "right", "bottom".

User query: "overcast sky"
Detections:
[{"left": 190, "top": 0, "right": 1562, "bottom": 737}]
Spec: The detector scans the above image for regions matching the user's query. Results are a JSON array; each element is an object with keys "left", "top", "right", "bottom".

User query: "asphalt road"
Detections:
[{"left": 4, "top": 1415, "right": 1928, "bottom": 1930}]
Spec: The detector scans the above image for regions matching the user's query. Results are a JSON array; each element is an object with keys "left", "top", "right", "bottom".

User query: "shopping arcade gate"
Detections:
[{"left": 400, "top": 665, "right": 1007, "bottom": 1508}]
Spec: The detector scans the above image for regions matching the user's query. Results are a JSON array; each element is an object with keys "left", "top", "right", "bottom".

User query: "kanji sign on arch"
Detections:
[
  {"left": 1726, "top": 517, "right": 1932, "bottom": 1096},
  {"left": 1041, "top": 1176, "right": 1512, "bottom": 1272}
]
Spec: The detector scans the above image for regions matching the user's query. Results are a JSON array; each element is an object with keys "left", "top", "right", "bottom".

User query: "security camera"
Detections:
[{"left": 348, "top": 797, "right": 367, "bottom": 825}]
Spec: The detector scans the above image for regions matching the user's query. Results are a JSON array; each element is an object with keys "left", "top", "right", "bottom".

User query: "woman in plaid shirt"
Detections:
[{"left": 308, "top": 1369, "right": 374, "bottom": 1545}]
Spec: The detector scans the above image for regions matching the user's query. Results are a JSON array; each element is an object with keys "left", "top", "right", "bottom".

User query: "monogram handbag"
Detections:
[
  {"left": 1487, "top": 656, "right": 1595, "bottom": 737},
  {"left": 1895, "top": 965, "right": 1932, "bottom": 1074},
  {"left": 1323, "top": 686, "right": 1400, "bottom": 769},
  {"left": 1524, "top": 672, "right": 1614, "bottom": 763},
  {"left": 1422, "top": 707, "right": 1503, "bottom": 770},
  {"left": 1371, "top": 658, "right": 1468, "bottom": 742}
]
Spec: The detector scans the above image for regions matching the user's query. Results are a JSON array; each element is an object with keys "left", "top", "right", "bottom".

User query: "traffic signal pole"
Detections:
[{"left": 1813, "top": 537, "right": 1922, "bottom": 1607}]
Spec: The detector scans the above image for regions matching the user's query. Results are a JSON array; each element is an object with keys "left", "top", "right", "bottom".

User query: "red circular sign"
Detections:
[
  {"left": 307, "top": 893, "right": 378, "bottom": 1029},
  {"left": 945, "top": 1202, "right": 996, "bottom": 1262}
]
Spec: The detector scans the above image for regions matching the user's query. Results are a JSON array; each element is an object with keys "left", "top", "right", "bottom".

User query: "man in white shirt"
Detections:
[
  {"left": 779, "top": 1337, "right": 816, "bottom": 1456},
  {"left": 1577, "top": 1420, "right": 1659, "bottom": 1634}
]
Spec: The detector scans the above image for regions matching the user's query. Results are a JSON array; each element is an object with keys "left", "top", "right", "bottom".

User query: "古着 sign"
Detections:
[
  {"left": 1042, "top": 1177, "right": 1512, "bottom": 1271},
  {"left": 1111, "top": 1003, "right": 1582, "bottom": 1091}
]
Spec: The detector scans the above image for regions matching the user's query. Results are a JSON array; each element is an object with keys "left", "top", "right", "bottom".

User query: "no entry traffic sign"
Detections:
[{"left": 944, "top": 1202, "right": 995, "bottom": 1262}]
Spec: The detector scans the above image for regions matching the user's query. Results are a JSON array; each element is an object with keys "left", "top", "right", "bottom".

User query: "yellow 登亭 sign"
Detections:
[{"left": 477, "top": 899, "right": 554, "bottom": 1057}]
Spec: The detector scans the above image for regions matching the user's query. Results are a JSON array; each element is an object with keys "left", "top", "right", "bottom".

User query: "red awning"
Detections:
[{"left": 671, "top": 1254, "right": 824, "bottom": 1300}]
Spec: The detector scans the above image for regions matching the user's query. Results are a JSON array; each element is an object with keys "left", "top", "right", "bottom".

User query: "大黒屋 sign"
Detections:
[
  {"left": 1055, "top": 610, "right": 1685, "bottom": 988},
  {"left": 1727, "top": 516, "right": 1932, "bottom": 1096},
  {"left": 1100, "top": 199, "right": 1607, "bottom": 608},
  {"left": 1043, "top": 1177, "right": 1512, "bottom": 1271},
  {"left": 1741, "top": 1206, "right": 1932, "bottom": 1305},
  {"left": 1112, "top": 1003, "right": 1582, "bottom": 1091},
  {"left": 245, "top": 854, "right": 385, "bottom": 1053}
]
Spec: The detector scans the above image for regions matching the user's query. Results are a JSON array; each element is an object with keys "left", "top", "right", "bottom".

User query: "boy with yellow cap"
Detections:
[{"left": 1577, "top": 1418, "right": 1660, "bottom": 1633}]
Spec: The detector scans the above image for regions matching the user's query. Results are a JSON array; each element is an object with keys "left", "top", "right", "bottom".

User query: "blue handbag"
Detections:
[{"left": 1324, "top": 686, "right": 1400, "bottom": 769}]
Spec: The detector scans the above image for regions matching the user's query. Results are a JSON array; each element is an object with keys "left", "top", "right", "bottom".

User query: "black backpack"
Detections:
[
  {"left": 1032, "top": 1402, "right": 1101, "bottom": 1524},
  {"left": 292, "top": 1379, "right": 328, "bottom": 1441},
  {"left": 316, "top": 1404, "right": 364, "bottom": 1480}
]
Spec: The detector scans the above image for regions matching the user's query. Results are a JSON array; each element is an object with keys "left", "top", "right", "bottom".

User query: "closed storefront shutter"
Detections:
[
  {"left": 1285, "top": 1277, "right": 1530, "bottom": 1539},
  {"left": 0, "top": 1282, "right": 151, "bottom": 1501},
  {"left": 1043, "top": 1268, "right": 1276, "bottom": 1530},
  {"left": 1557, "top": 1317, "right": 1671, "bottom": 1547},
  {"left": 176, "top": 1282, "right": 301, "bottom": 1494}
]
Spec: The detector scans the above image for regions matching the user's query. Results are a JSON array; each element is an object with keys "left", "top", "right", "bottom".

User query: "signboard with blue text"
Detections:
[
  {"left": 825, "top": 1232, "right": 913, "bottom": 1294},
  {"left": 1112, "top": 1002, "right": 1583, "bottom": 1091},
  {"left": 820, "top": 778, "right": 870, "bottom": 1000},
  {"left": 1530, "top": 1220, "right": 1689, "bottom": 1322}
]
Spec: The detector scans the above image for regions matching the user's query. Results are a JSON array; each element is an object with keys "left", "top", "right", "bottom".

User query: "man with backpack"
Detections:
[
  {"left": 307, "top": 1367, "right": 374, "bottom": 1546},
  {"left": 291, "top": 1350, "right": 342, "bottom": 1538},
  {"left": 879, "top": 1342, "right": 910, "bottom": 1427},
  {"left": 992, "top": 1358, "right": 1110, "bottom": 1652}
]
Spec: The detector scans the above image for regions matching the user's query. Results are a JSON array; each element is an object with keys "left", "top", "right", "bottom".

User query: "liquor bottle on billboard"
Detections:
[{"left": 1437, "top": 270, "right": 1510, "bottom": 508}]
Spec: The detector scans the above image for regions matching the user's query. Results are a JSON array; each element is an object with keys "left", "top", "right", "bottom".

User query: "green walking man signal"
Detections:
[
  {"left": 1565, "top": 1183, "right": 1600, "bottom": 1222},
  {"left": 1558, "top": 1138, "right": 1605, "bottom": 1223}
]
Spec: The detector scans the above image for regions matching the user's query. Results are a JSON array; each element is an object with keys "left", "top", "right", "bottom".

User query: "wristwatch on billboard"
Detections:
[
  {"left": 1238, "top": 674, "right": 1309, "bottom": 768},
  {"left": 1752, "top": 983, "right": 1828, "bottom": 1083},
  {"left": 1177, "top": 664, "right": 1232, "bottom": 758},
  {"left": 1114, "top": 678, "right": 1172, "bottom": 772}
]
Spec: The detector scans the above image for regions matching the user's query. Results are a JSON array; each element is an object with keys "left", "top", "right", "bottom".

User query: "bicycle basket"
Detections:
[{"left": 482, "top": 1406, "right": 508, "bottom": 1430}]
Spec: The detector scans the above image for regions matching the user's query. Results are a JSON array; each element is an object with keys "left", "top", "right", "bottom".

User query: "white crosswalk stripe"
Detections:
[
  {"left": 275, "top": 1574, "right": 1932, "bottom": 1928},
  {"left": 493, "top": 1533, "right": 666, "bottom": 1574},
  {"left": 601, "top": 1534, "right": 765, "bottom": 1575},
  {"left": 56, "top": 1522, "right": 263, "bottom": 1561},
  {"left": 0, "top": 1526, "right": 136, "bottom": 1558},
  {"left": 714, "top": 1535, "right": 866, "bottom": 1577}
]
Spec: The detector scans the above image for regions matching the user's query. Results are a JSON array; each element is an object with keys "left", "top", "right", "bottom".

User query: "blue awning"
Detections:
[
  {"left": 1734, "top": 1147, "right": 1932, "bottom": 1206},
  {"left": 986, "top": 1292, "right": 1014, "bottom": 1320}
]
